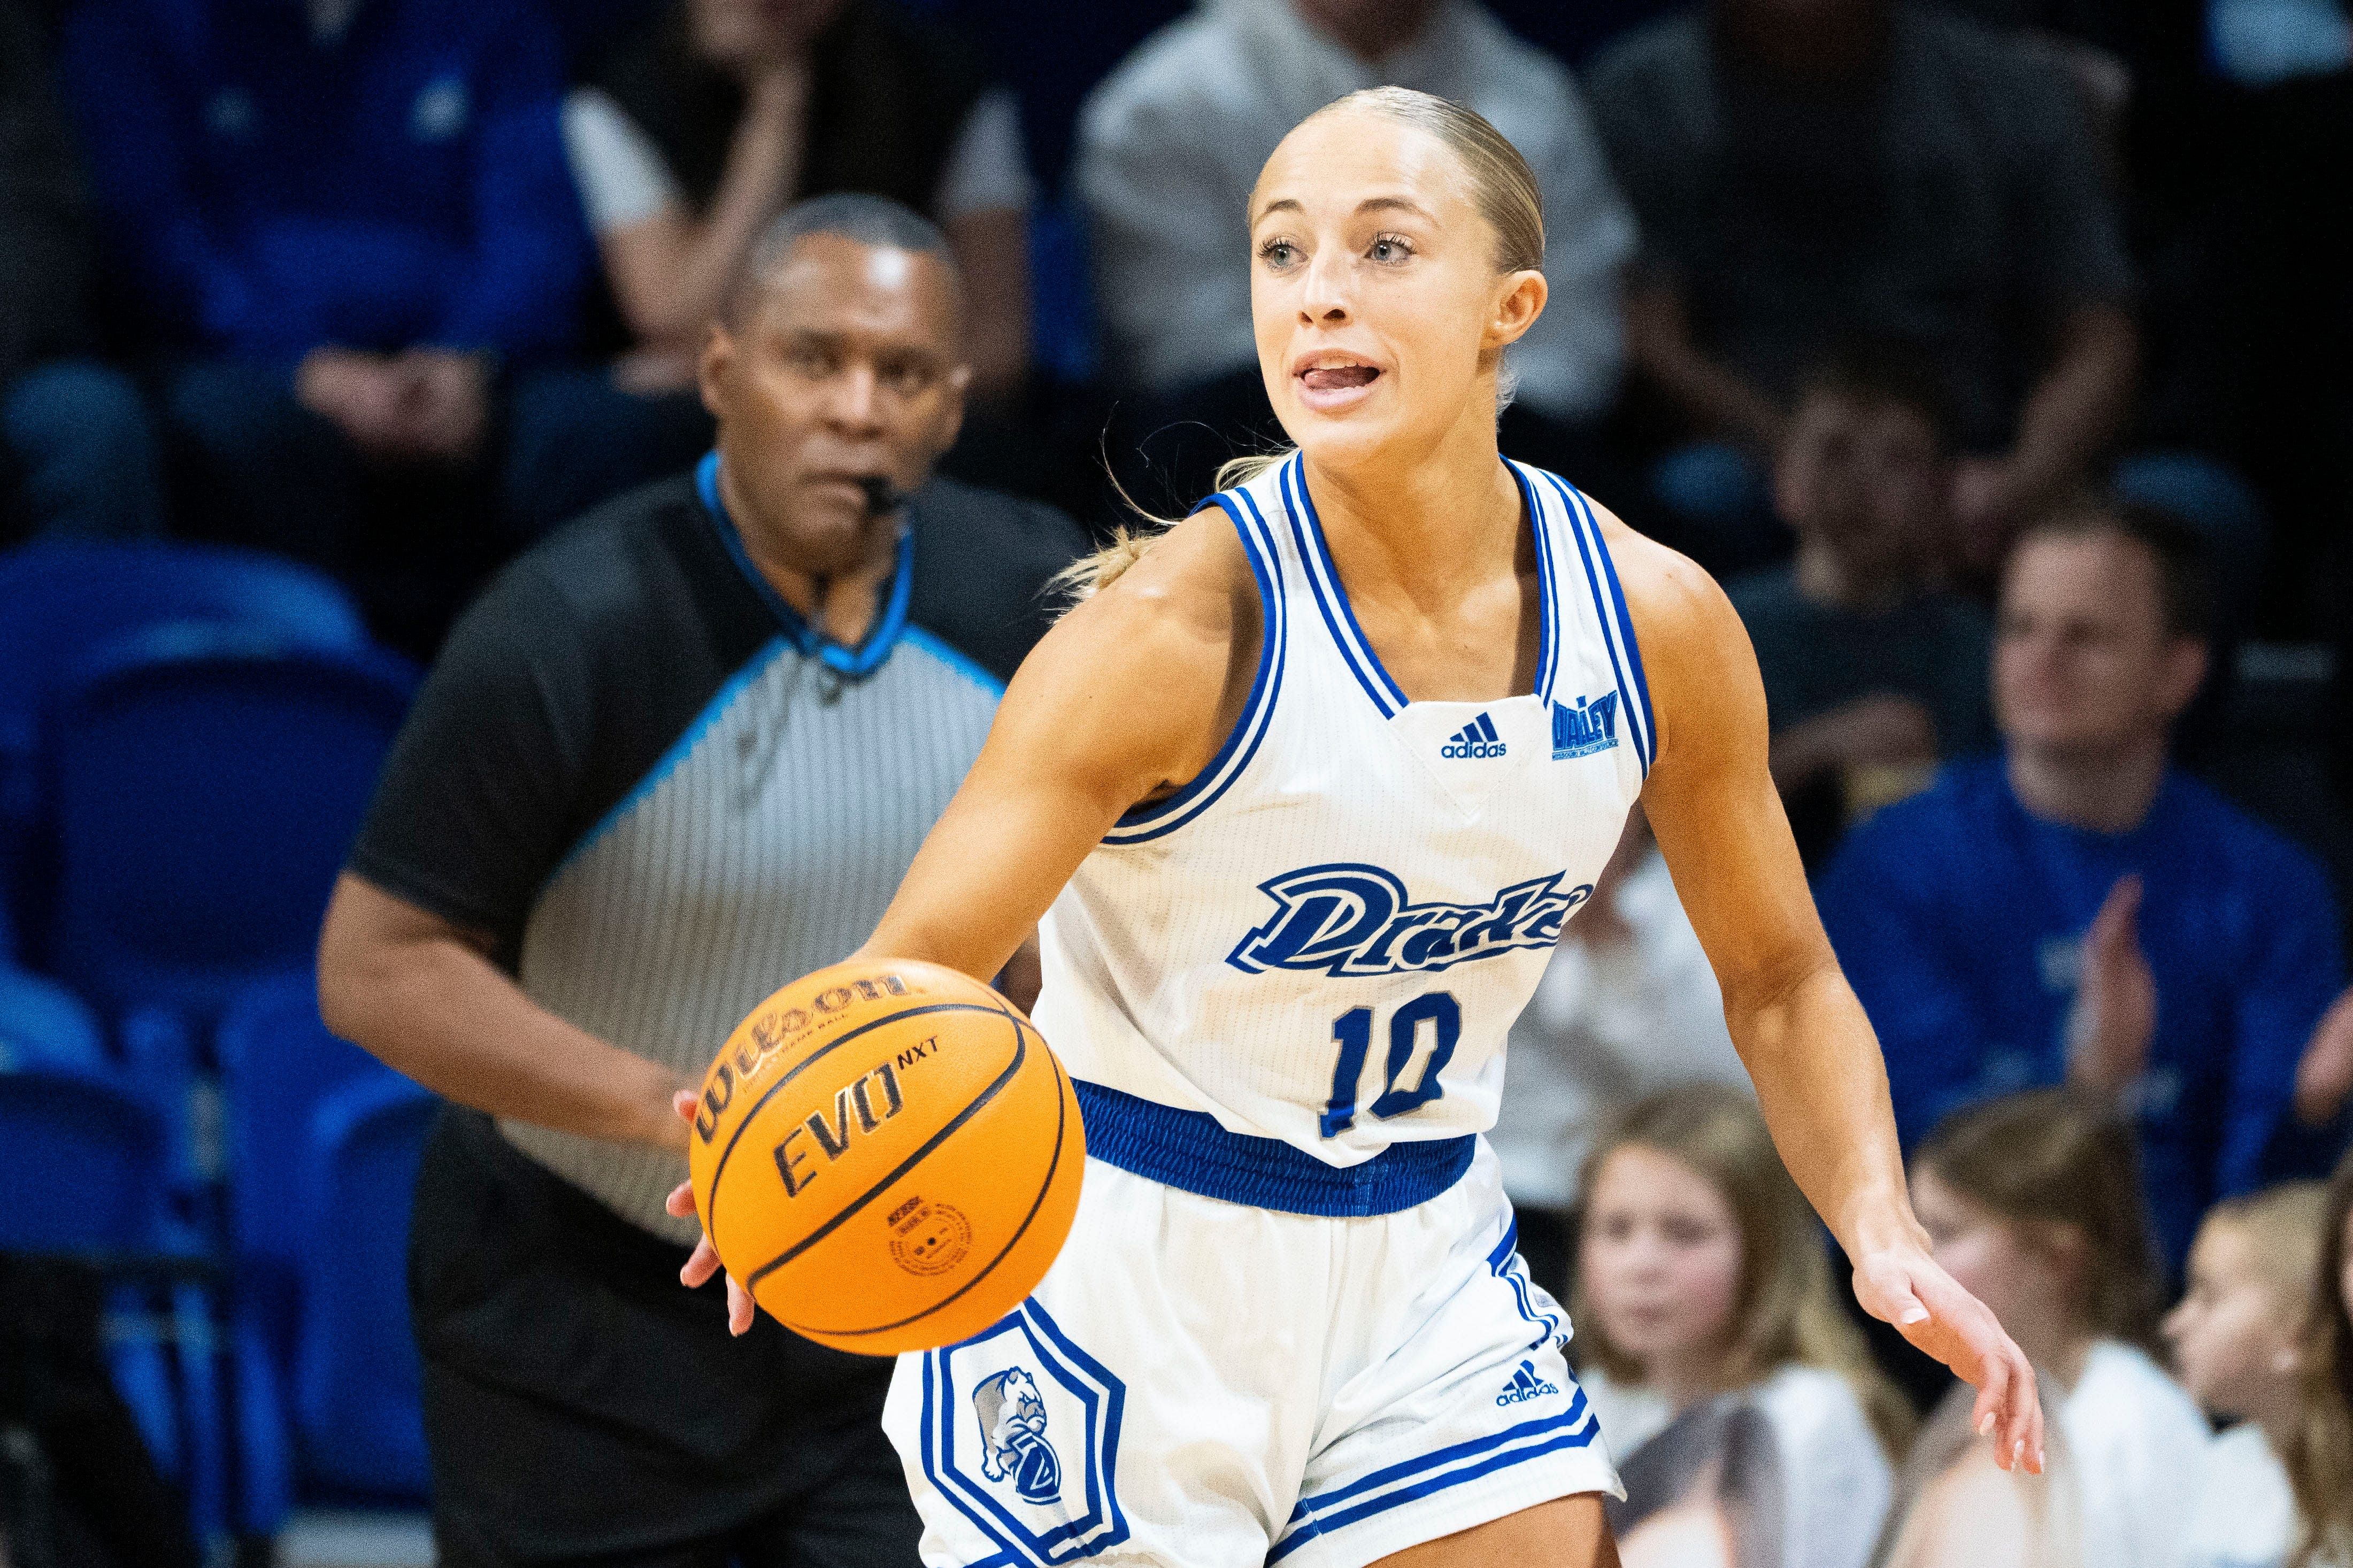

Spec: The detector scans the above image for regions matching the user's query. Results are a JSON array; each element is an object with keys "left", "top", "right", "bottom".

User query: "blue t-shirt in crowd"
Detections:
[
  {"left": 1818, "top": 758, "right": 2347, "bottom": 1269},
  {"left": 60, "top": 0, "right": 590, "bottom": 365}
]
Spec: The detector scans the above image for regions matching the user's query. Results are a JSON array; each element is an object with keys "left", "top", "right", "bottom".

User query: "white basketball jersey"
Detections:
[{"left": 1034, "top": 453, "right": 1655, "bottom": 1168}]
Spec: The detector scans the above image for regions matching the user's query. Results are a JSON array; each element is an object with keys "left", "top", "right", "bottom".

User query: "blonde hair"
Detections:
[
  {"left": 1572, "top": 1085, "right": 1919, "bottom": 1459},
  {"left": 1059, "top": 87, "right": 1545, "bottom": 600},
  {"left": 2201, "top": 1182, "right": 2329, "bottom": 1303},
  {"left": 2286, "top": 1151, "right": 2353, "bottom": 1568},
  {"left": 1913, "top": 1088, "right": 2165, "bottom": 1348}
]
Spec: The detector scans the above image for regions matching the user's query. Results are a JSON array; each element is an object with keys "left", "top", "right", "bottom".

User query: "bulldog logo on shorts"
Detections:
[
  {"left": 973, "top": 1368, "right": 1062, "bottom": 1503},
  {"left": 920, "top": 1301, "right": 1131, "bottom": 1566}
]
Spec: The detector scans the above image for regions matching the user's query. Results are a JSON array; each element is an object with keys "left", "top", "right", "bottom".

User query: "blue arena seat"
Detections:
[
  {"left": 41, "top": 628, "right": 418, "bottom": 1023},
  {"left": 0, "top": 965, "right": 108, "bottom": 1072},
  {"left": 0, "top": 1060, "right": 170, "bottom": 1255},
  {"left": 293, "top": 1072, "right": 436, "bottom": 1499},
  {"left": 0, "top": 542, "right": 366, "bottom": 943},
  {"left": 0, "top": 1059, "right": 227, "bottom": 1539},
  {"left": 217, "top": 972, "right": 397, "bottom": 1530}
]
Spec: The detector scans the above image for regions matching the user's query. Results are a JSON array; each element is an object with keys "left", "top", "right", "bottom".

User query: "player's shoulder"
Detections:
[
  {"left": 1054, "top": 502, "right": 1259, "bottom": 674},
  {"left": 1567, "top": 490, "right": 1744, "bottom": 679}
]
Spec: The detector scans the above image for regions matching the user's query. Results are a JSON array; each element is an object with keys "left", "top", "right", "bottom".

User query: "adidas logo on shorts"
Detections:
[
  {"left": 1441, "top": 712, "right": 1507, "bottom": 759},
  {"left": 1494, "top": 1360, "right": 1560, "bottom": 1407}
]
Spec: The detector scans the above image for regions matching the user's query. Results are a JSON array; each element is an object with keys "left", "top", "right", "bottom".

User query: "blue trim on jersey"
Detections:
[
  {"left": 1287, "top": 455, "right": 1564, "bottom": 721},
  {"left": 1267, "top": 1393, "right": 1600, "bottom": 1564},
  {"left": 696, "top": 451, "right": 915, "bottom": 679},
  {"left": 1543, "top": 473, "right": 1653, "bottom": 774},
  {"left": 1101, "top": 486, "right": 1289, "bottom": 845},
  {"left": 902, "top": 626, "right": 1008, "bottom": 698},
  {"left": 1072, "top": 1079, "right": 1474, "bottom": 1217},
  {"left": 1557, "top": 476, "right": 1655, "bottom": 770},
  {"left": 1591, "top": 515, "right": 1657, "bottom": 767},
  {"left": 1282, "top": 456, "right": 1404, "bottom": 718},
  {"left": 1505, "top": 462, "right": 1564, "bottom": 704},
  {"left": 546, "top": 633, "right": 793, "bottom": 878},
  {"left": 1487, "top": 1217, "right": 1564, "bottom": 1348}
]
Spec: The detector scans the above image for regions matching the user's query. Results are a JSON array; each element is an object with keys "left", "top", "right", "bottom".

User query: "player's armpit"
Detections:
[
  {"left": 855, "top": 508, "right": 1261, "bottom": 984},
  {"left": 1597, "top": 510, "right": 1829, "bottom": 1017}
]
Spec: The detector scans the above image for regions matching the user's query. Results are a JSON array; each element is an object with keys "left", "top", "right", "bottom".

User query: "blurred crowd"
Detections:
[{"left": 4, "top": 0, "right": 2352, "bottom": 1561}]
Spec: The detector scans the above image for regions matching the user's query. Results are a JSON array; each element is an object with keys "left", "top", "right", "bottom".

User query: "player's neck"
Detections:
[{"left": 1302, "top": 420, "right": 1523, "bottom": 614}]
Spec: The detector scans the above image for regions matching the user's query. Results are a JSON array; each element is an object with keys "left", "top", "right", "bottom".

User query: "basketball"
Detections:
[{"left": 686, "top": 957, "right": 1086, "bottom": 1355}]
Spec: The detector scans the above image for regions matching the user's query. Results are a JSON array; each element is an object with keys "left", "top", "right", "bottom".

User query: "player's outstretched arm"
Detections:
[
  {"left": 1605, "top": 503, "right": 2046, "bottom": 1476},
  {"left": 673, "top": 508, "right": 1260, "bottom": 1329}
]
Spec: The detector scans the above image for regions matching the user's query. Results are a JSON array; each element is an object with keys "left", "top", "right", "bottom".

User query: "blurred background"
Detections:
[{"left": 1, "top": 0, "right": 2348, "bottom": 1564}]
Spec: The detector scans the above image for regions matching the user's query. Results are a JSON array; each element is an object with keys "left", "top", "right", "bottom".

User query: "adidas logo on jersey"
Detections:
[
  {"left": 1552, "top": 692, "right": 1620, "bottom": 760},
  {"left": 1440, "top": 712, "right": 1507, "bottom": 759},
  {"left": 1495, "top": 1361, "right": 1560, "bottom": 1407}
]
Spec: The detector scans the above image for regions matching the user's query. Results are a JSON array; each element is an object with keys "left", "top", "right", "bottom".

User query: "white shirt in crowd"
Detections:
[
  {"left": 561, "top": 84, "right": 1035, "bottom": 236},
  {"left": 1585, "top": 1362, "right": 1895, "bottom": 1568},
  {"left": 1489, "top": 847, "right": 1748, "bottom": 1211},
  {"left": 1074, "top": 0, "right": 1637, "bottom": 423},
  {"left": 2060, "top": 1340, "right": 2214, "bottom": 1568},
  {"left": 2181, "top": 1422, "right": 2331, "bottom": 1568}
]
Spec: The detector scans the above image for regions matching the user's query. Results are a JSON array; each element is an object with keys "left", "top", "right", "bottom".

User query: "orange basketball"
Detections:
[{"left": 687, "top": 957, "right": 1085, "bottom": 1355}]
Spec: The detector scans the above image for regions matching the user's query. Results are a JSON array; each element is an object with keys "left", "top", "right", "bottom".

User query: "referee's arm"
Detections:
[
  {"left": 318, "top": 565, "right": 691, "bottom": 1154},
  {"left": 320, "top": 877, "right": 689, "bottom": 1152}
]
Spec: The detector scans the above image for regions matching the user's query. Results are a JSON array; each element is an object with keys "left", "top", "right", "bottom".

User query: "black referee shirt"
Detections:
[{"left": 349, "top": 457, "right": 1085, "bottom": 1237}]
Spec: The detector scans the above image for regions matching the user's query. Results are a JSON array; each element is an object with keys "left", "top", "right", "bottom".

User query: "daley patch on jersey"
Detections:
[
  {"left": 1551, "top": 692, "right": 1620, "bottom": 760},
  {"left": 1226, "top": 864, "right": 1591, "bottom": 978},
  {"left": 918, "top": 1301, "right": 1130, "bottom": 1567}
]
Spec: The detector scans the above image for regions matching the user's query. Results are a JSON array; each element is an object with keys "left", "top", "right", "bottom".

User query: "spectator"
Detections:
[
  {"left": 2285, "top": 1149, "right": 2353, "bottom": 1568},
  {"left": 1911, "top": 1088, "right": 2212, "bottom": 1568},
  {"left": 1818, "top": 502, "right": 2347, "bottom": 1270},
  {"left": 2167, "top": 1182, "right": 2331, "bottom": 1568},
  {"left": 59, "top": 0, "right": 594, "bottom": 616},
  {"left": 0, "top": 0, "right": 162, "bottom": 544},
  {"left": 1574, "top": 1086, "right": 1913, "bottom": 1568},
  {"left": 1075, "top": 0, "right": 1636, "bottom": 504},
  {"left": 1586, "top": 0, "right": 2257, "bottom": 593},
  {"left": 1491, "top": 809, "right": 1747, "bottom": 1293},
  {"left": 1729, "top": 344, "right": 1993, "bottom": 866},
  {"left": 316, "top": 196, "right": 1085, "bottom": 1566},
  {"left": 1877, "top": 1388, "right": 2087, "bottom": 1568},
  {"left": 543, "top": 0, "right": 1037, "bottom": 532}
]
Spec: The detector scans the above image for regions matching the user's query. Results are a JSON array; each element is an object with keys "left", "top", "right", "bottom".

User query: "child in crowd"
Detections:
[
  {"left": 1573, "top": 1085, "right": 1913, "bottom": 1568},
  {"left": 1908, "top": 1088, "right": 2211, "bottom": 1568},
  {"left": 2166, "top": 1182, "right": 2329, "bottom": 1568},
  {"left": 2282, "top": 1153, "right": 2353, "bottom": 1568}
]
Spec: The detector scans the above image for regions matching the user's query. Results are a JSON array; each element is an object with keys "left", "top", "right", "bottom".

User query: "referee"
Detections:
[{"left": 317, "top": 195, "right": 1085, "bottom": 1567}]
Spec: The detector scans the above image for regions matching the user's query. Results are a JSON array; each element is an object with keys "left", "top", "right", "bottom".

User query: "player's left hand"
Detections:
[
  {"left": 1852, "top": 1239, "right": 2046, "bottom": 1475},
  {"left": 666, "top": 1088, "right": 758, "bottom": 1337}
]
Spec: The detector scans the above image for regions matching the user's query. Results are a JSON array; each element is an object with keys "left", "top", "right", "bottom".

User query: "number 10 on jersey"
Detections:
[{"left": 1320, "top": 992, "right": 1462, "bottom": 1137}]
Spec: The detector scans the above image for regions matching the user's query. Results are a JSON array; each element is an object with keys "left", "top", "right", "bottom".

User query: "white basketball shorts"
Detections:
[{"left": 881, "top": 1096, "right": 1621, "bottom": 1568}]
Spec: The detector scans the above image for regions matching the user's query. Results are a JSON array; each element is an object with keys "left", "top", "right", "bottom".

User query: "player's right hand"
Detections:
[
  {"left": 1853, "top": 1237, "right": 2045, "bottom": 1474},
  {"left": 666, "top": 1089, "right": 757, "bottom": 1337}
]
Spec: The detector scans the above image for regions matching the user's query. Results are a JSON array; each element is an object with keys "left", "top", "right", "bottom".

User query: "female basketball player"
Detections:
[{"left": 673, "top": 87, "right": 2043, "bottom": 1568}]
